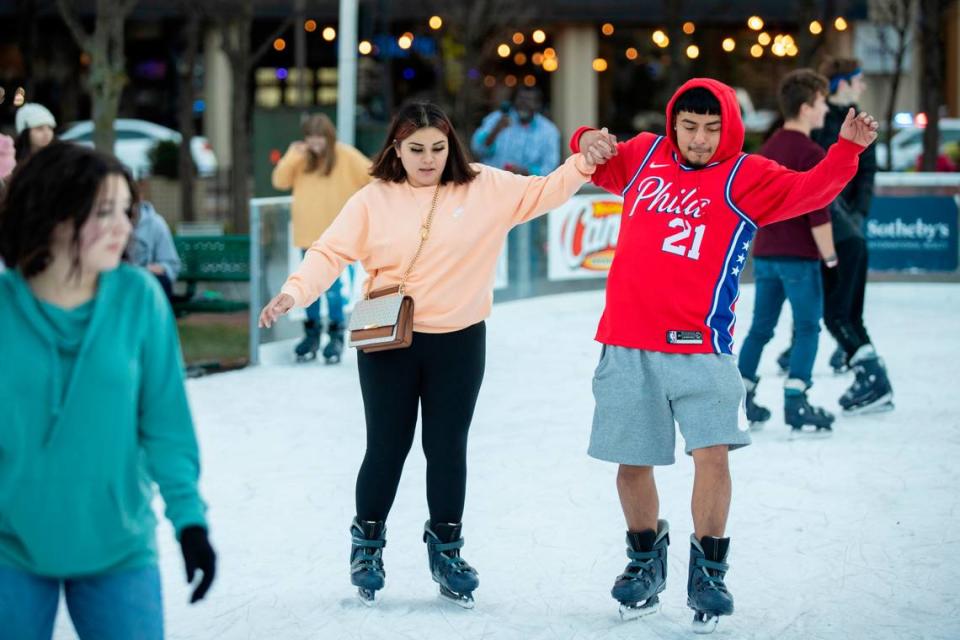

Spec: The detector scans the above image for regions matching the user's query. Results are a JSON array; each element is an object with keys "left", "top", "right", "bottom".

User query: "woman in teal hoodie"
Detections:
[{"left": 0, "top": 143, "right": 216, "bottom": 639}]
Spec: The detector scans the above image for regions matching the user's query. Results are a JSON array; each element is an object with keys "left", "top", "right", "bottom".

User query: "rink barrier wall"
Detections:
[{"left": 248, "top": 173, "right": 960, "bottom": 365}]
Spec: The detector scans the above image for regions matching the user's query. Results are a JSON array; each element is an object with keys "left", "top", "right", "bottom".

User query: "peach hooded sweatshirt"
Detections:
[{"left": 281, "top": 153, "right": 595, "bottom": 333}]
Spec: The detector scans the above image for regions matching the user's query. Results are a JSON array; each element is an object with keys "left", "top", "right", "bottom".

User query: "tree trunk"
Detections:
[
  {"left": 219, "top": 7, "right": 254, "bottom": 234},
  {"left": 92, "top": 0, "right": 130, "bottom": 152},
  {"left": 57, "top": 0, "right": 136, "bottom": 154},
  {"left": 231, "top": 55, "right": 250, "bottom": 233},
  {"left": 216, "top": 3, "right": 296, "bottom": 233},
  {"left": 177, "top": 6, "right": 201, "bottom": 222},
  {"left": 883, "top": 69, "right": 904, "bottom": 171},
  {"left": 919, "top": 0, "right": 944, "bottom": 171},
  {"left": 878, "top": 0, "right": 914, "bottom": 171}
]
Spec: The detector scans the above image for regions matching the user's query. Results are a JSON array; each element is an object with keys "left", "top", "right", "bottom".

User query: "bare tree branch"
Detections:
[
  {"left": 56, "top": 0, "right": 92, "bottom": 51},
  {"left": 251, "top": 13, "right": 297, "bottom": 66}
]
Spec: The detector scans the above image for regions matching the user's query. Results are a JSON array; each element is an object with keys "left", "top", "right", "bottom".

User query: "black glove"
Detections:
[{"left": 179, "top": 525, "right": 216, "bottom": 603}]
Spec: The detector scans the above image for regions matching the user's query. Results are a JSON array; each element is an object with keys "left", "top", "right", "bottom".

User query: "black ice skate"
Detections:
[
  {"left": 612, "top": 519, "right": 669, "bottom": 620},
  {"left": 323, "top": 321, "right": 344, "bottom": 365},
  {"left": 840, "top": 345, "right": 894, "bottom": 415},
  {"left": 829, "top": 346, "right": 850, "bottom": 374},
  {"left": 784, "top": 379, "right": 835, "bottom": 436},
  {"left": 742, "top": 378, "right": 771, "bottom": 429},
  {"left": 350, "top": 518, "right": 386, "bottom": 605},
  {"left": 423, "top": 521, "right": 479, "bottom": 609},
  {"left": 687, "top": 535, "right": 734, "bottom": 634},
  {"left": 295, "top": 320, "right": 321, "bottom": 362}
]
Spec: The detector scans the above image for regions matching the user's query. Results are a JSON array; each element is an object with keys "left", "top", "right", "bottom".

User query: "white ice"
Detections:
[{"left": 53, "top": 283, "right": 960, "bottom": 639}]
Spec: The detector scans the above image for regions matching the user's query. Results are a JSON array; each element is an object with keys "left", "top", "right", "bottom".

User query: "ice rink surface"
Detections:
[{"left": 53, "top": 283, "right": 960, "bottom": 639}]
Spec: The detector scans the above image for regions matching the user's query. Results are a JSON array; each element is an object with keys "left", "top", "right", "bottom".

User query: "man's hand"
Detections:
[
  {"left": 580, "top": 127, "right": 618, "bottom": 167},
  {"left": 839, "top": 108, "right": 879, "bottom": 147},
  {"left": 147, "top": 264, "right": 166, "bottom": 276}
]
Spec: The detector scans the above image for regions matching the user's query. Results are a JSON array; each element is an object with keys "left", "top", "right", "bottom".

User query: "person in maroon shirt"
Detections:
[{"left": 738, "top": 69, "right": 839, "bottom": 434}]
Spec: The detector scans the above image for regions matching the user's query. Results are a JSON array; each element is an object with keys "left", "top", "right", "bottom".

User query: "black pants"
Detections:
[
  {"left": 822, "top": 236, "right": 871, "bottom": 358},
  {"left": 355, "top": 322, "right": 486, "bottom": 524}
]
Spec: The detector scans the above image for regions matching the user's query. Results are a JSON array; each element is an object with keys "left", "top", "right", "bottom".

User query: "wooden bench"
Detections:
[{"left": 172, "top": 235, "right": 251, "bottom": 316}]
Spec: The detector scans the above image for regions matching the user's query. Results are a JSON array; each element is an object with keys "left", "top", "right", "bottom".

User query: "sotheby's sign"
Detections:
[{"left": 867, "top": 196, "right": 959, "bottom": 271}]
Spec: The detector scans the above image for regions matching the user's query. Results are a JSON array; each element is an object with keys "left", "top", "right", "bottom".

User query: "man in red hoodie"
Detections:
[{"left": 573, "top": 78, "right": 877, "bottom": 632}]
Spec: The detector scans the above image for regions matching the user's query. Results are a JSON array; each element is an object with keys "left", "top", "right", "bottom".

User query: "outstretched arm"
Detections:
[
  {"left": 260, "top": 195, "right": 369, "bottom": 328},
  {"left": 734, "top": 109, "right": 879, "bottom": 226}
]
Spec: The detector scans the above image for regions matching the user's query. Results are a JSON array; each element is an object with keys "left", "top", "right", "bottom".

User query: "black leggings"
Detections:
[
  {"left": 355, "top": 322, "right": 486, "bottom": 524},
  {"left": 822, "top": 236, "right": 872, "bottom": 357}
]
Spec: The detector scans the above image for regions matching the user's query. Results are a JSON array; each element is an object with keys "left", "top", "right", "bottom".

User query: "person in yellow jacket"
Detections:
[{"left": 271, "top": 113, "right": 371, "bottom": 363}]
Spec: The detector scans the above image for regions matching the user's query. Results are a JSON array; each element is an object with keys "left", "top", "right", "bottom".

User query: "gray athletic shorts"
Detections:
[{"left": 589, "top": 345, "right": 751, "bottom": 466}]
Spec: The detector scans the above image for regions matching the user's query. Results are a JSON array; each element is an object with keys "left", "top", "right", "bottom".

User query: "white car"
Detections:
[
  {"left": 875, "top": 119, "right": 960, "bottom": 171},
  {"left": 735, "top": 87, "right": 778, "bottom": 133},
  {"left": 60, "top": 119, "right": 218, "bottom": 178}
]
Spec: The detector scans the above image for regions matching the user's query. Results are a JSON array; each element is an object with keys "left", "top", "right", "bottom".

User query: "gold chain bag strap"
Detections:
[{"left": 347, "top": 184, "right": 441, "bottom": 352}]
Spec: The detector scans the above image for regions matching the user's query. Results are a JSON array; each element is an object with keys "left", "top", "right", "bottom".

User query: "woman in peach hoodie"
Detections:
[{"left": 259, "top": 102, "right": 609, "bottom": 608}]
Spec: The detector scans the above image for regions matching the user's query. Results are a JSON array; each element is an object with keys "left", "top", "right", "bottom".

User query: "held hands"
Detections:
[
  {"left": 179, "top": 526, "right": 216, "bottom": 604},
  {"left": 289, "top": 141, "right": 308, "bottom": 154},
  {"left": 839, "top": 108, "right": 879, "bottom": 147},
  {"left": 259, "top": 292, "right": 295, "bottom": 328},
  {"left": 580, "top": 127, "right": 618, "bottom": 167}
]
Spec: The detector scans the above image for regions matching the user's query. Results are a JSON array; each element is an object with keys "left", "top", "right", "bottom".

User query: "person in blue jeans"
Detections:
[
  {"left": 271, "top": 113, "right": 371, "bottom": 364},
  {"left": 737, "top": 70, "right": 839, "bottom": 434},
  {"left": 0, "top": 143, "right": 216, "bottom": 640}
]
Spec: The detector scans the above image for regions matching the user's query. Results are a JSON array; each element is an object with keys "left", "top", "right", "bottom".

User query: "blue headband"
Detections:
[{"left": 829, "top": 68, "right": 862, "bottom": 94}]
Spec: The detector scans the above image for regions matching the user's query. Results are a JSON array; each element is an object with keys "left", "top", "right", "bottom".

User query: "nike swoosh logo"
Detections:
[{"left": 650, "top": 162, "right": 670, "bottom": 168}]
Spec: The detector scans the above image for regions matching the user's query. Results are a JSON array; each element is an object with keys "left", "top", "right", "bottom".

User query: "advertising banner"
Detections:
[
  {"left": 547, "top": 194, "right": 623, "bottom": 280},
  {"left": 866, "top": 196, "right": 959, "bottom": 271}
]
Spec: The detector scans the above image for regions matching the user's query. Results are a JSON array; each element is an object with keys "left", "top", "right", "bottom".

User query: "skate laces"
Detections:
[
  {"left": 351, "top": 536, "right": 385, "bottom": 571},
  {"left": 622, "top": 547, "right": 661, "bottom": 579},
  {"left": 431, "top": 539, "right": 477, "bottom": 576},
  {"left": 695, "top": 557, "right": 729, "bottom": 592}
]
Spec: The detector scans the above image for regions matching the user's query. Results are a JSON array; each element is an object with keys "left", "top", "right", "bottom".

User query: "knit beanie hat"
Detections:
[{"left": 15, "top": 103, "right": 57, "bottom": 135}]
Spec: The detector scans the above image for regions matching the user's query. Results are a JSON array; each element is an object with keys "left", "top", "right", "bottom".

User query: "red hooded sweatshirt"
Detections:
[{"left": 570, "top": 78, "right": 866, "bottom": 355}]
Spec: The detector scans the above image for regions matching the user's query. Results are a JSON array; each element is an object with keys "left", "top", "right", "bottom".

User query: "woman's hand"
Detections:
[
  {"left": 580, "top": 127, "right": 618, "bottom": 167},
  {"left": 259, "top": 292, "right": 295, "bottom": 328},
  {"left": 288, "top": 141, "right": 308, "bottom": 155}
]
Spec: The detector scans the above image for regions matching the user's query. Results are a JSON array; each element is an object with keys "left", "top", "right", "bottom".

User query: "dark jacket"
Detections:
[{"left": 812, "top": 102, "right": 877, "bottom": 242}]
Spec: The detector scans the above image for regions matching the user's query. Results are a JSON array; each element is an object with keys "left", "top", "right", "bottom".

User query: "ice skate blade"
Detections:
[
  {"left": 438, "top": 586, "right": 475, "bottom": 609},
  {"left": 748, "top": 421, "right": 766, "bottom": 432},
  {"left": 356, "top": 588, "right": 377, "bottom": 606},
  {"left": 618, "top": 596, "right": 661, "bottom": 621},
  {"left": 295, "top": 352, "right": 317, "bottom": 363},
  {"left": 691, "top": 611, "right": 720, "bottom": 634},
  {"left": 842, "top": 394, "right": 894, "bottom": 416},
  {"left": 788, "top": 424, "right": 833, "bottom": 439},
  {"left": 324, "top": 356, "right": 341, "bottom": 365}
]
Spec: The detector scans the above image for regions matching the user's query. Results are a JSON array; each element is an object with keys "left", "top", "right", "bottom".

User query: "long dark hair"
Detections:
[
  {"left": 370, "top": 102, "right": 478, "bottom": 185},
  {"left": 0, "top": 142, "right": 138, "bottom": 278},
  {"left": 14, "top": 129, "right": 32, "bottom": 164},
  {"left": 302, "top": 113, "right": 337, "bottom": 175}
]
